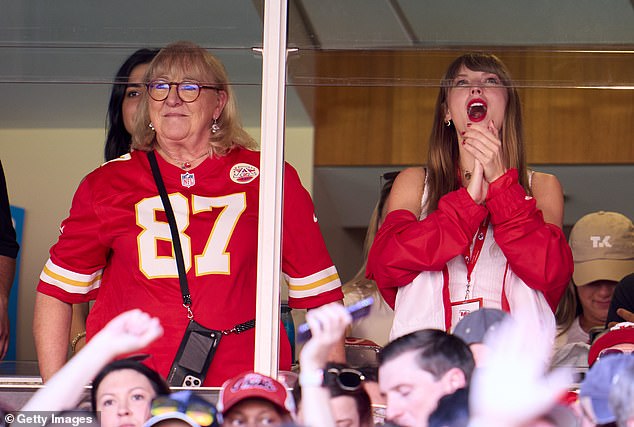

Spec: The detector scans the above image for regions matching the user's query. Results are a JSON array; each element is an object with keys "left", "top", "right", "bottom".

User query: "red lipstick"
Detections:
[{"left": 467, "top": 98, "right": 487, "bottom": 122}]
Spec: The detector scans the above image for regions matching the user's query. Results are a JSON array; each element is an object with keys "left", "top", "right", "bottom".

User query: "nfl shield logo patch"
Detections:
[{"left": 180, "top": 172, "right": 196, "bottom": 188}]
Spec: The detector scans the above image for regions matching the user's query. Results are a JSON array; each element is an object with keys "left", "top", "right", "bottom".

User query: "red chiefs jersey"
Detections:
[{"left": 38, "top": 147, "right": 342, "bottom": 385}]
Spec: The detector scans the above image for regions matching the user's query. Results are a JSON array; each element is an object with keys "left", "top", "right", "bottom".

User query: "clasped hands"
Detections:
[{"left": 461, "top": 119, "right": 507, "bottom": 205}]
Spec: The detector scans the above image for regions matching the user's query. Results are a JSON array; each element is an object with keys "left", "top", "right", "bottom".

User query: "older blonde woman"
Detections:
[{"left": 34, "top": 41, "right": 343, "bottom": 386}]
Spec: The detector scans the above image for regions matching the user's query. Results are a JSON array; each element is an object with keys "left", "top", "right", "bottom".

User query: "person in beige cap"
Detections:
[{"left": 555, "top": 211, "right": 634, "bottom": 352}]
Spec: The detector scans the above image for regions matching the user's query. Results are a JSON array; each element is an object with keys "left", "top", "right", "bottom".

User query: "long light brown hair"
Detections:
[
  {"left": 425, "top": 53, "right": 530, "bottom": 213},
  {"left": 555, "top": 281, "right": 582, "bottom": 336},
  {"left": 132, "top": 41, "right": 257, "bottom": 155}
]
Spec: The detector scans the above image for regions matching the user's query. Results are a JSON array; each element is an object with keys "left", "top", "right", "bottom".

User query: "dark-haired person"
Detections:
[
  {"left": 378, "top": 329, "right": 474, "bottom": 427},
  {"left": 92, "top": 359, "right": 170, "bottom": 427},
  {"left": 428, "top": 387, "right": 469, "bottom": 427},
  {"left": 327, "top": 377, "right": 372, "bottom": 427},
  {"left": 71, "top": 48, "right": 159, "bottom": 355},
  {"left": 607, "top": 274, "right": 634, "bottom": 328},
  {"left": 105, "top": 48, "right": 160, "bottom": 161},
  {"left": 296, "top": 301, "right": 357, "bottom": 427},
  {"left": 22, "top": 309, "right": 163, "bottom": 423},
  {"left": 293, "top": 362, "right": 373, "bottom": 427},
  {"left": 367, "top": 53, "right": 572, "bottom": 340}
]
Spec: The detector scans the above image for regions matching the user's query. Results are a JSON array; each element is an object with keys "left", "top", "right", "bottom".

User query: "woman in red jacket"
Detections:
[{"left": 367, "top": 53, "right": 573, "bottom": 339}]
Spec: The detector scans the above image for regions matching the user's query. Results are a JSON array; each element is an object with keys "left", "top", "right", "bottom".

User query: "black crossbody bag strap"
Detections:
[{"left": 147, "top": 151, "right": 193, "bottom": 314}]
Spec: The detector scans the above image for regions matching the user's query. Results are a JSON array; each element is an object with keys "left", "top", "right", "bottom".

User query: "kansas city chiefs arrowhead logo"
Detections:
[{"left": 230, "top": 163, "right": 259, "bottom": 184}]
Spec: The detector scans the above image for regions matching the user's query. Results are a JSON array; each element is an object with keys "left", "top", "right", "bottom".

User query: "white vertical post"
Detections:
[{"left": 254, "top": 0, "right": 288, "bottom": 377}]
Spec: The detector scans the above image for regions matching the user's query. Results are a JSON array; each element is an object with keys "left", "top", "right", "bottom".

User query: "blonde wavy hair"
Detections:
[{"left": 132, "top": 41, "right": 257, "bottom": 155}]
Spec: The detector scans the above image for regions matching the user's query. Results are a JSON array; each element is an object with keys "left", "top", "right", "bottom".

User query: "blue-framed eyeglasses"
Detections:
[{"left": 147, "top": 80, "right": 222, "bottom": 103}]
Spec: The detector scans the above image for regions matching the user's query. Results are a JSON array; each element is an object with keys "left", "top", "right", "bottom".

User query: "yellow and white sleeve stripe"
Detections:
[
  {"left": 40, "top": 259, "right": 102, "bottom": 295},
  {"left": 285, "top": 266, "right": 341, "bottom": 300}
]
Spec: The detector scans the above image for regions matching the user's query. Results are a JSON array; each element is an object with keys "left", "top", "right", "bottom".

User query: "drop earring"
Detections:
[
  {"left": 149, "top": 123, "right": 155, "bottom": 131},
  {"left": 211, "top": 118, "right": 220, "bottom": 134}
]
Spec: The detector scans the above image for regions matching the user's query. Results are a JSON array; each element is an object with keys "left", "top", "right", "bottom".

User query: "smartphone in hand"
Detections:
[{"left": 296, "top": 297, "right": 374, "bottom": 343}]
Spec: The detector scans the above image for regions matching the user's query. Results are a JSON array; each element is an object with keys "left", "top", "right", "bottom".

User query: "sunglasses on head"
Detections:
[
  {"left": 151, "top": 396, "right": 217, "bottom": 427},
  {"left": 597, "top": 348, "right": 634, "bottom": 360},
  {"left": 326, "top": 367, "right": 366, "bottom": 391}
]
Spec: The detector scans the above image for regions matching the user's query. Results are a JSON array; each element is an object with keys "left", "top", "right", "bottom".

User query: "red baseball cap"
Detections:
[
  {"left": 588, "top": 322, "right": 634, "bottom": 366},
  {"left": 217, "top": 371, "right": 295, "bottom": 416}
]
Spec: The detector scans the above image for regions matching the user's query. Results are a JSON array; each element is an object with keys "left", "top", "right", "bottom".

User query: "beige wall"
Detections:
[{"left": 0, "top": 126, "right": 314, "bottom": 361}]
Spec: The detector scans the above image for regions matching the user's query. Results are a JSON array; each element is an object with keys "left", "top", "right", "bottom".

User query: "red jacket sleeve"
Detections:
[
  {"left": 367, "top": 188, "right": 488, "bottom": 308},
  {"left": 486, "top": 169, "right": 573, "bottom": 311}
]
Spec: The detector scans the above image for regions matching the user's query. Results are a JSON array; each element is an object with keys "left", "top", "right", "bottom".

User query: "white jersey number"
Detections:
[{"left": 136, "top": 193, "right": 246, "bottom": 279}]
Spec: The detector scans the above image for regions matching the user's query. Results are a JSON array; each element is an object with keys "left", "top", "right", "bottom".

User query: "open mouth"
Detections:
[{"left": 467, "top": 99, "right": 487, "bottom": 122}]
